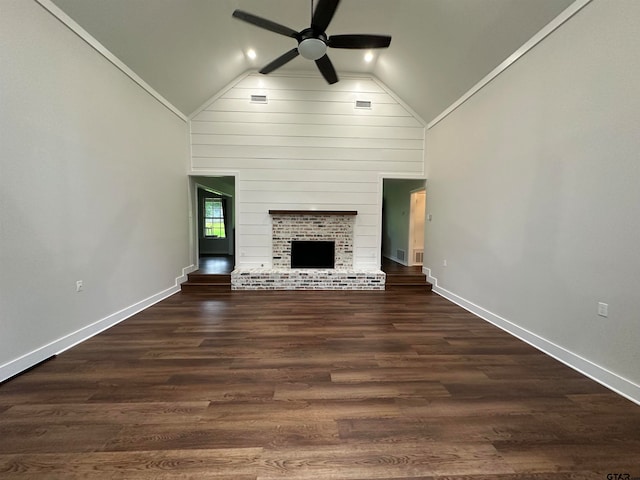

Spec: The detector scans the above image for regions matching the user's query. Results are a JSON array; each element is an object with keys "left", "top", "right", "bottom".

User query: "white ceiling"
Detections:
[{"left": 50, "top": 0, "right": 575, "bottom": 121}]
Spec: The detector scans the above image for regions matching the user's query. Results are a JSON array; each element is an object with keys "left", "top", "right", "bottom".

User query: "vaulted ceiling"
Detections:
[{"left": 50, "top": 0, "right": 574, "bottom": 122}]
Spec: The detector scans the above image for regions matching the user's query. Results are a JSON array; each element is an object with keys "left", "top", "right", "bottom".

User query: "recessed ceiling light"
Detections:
[
  {"left": 364, "top": 52, "right": 374, "bottom": 63},
  {"left": 247, "top": 49, "right": 257, "bottom": 60}
]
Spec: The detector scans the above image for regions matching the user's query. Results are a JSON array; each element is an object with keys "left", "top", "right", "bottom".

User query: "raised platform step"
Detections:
[
  {"left": 186, "top": 273, "right": 231, "bottom": 283},
  {"left": 385, "top": 282, "right": 433, "bottom": 292},
  {"left": 181, "top": 272, "right": 231, "bottom": 293},
  {"left": 181, "top": 283, "right": 232, "bottom": 293},
  {"left": 385, "top": 273, "right": 428, "bottom": 284},
  {"left": 384, "top": 272, "right": 432, "bottom": 291}
]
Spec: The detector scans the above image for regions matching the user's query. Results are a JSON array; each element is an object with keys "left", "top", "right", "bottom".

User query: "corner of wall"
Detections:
[
  {"left": 0, "top": 264, "right": 196, "bottom": 383},
  {"left": 188, "top": 70, "right": 254, "bottom": 120},
  {"left": 424, "top": 269, "right": 640, "bottom": 406}
]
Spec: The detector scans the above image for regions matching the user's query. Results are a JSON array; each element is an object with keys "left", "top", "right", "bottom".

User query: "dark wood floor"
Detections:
[
  {"left": 381, "top": 256, "right": 424, "bottom": 275},
  {"left": 196, "top": 255, "right": 421, "bottom": 275},
  {"left": 1, "top": 290, "right": 639, "bottom": 478},
  {"left": 198, "top": 255, "right": 235, "bottom": 274}
]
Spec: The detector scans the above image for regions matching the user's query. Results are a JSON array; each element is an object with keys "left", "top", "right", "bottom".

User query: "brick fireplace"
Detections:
[
  {"left": 271, "top": 211, "right": 354, "bottom": 269},
  {"left": 231, "top": 210, "right": 385, "bottom": 290}
]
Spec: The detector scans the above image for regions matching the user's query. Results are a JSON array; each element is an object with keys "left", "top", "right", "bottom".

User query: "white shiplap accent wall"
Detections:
[{"left": 190, "top": 72, "right": 425, "bottom": 268}]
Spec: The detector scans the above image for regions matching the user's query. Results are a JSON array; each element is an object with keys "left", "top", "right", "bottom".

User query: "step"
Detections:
[
  {"left": 385, "top": 282, "right": 433, "bottom": 292},
  {"left": 385, "top": 274, "right": 427, "bottom": 284},
  {"left": 180, "top": 282, "right": 232, "bottom": 293},
  {"left": 187, "top": 273, "right": 231, "bottom": 283}
]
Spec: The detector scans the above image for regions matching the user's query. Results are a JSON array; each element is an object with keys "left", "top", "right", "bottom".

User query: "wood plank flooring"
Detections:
[{"left": 1, "top": 290, "right": 640, "bottom": 479}]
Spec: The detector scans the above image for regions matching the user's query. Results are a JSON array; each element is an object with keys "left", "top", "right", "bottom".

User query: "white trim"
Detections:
[
  {"left": 0, "top": 265, "right": 196, "bottom": 383},
  {"left": 408, "top": 189, "right": 426, "bottom": 267},
  {"left": 424, "top": 268, "right": 640, "bottom": 406},
  {"left": 189, "top": 71, "right": 251, "bottom": 119},
  {"left": 427, "top": 0, "right": 593, "bottom": 130},
  {"left": 34, "top": 0, "right": 187, "bottom": 122},
  {"left": 370, "top": 76, "right": 428, "bottom": 128}
]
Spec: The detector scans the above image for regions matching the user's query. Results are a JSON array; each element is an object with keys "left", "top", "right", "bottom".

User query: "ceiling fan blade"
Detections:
[
  {"left": 311, "top": 0, "right": 340, "bottom": 33},
  {"left": 328, "top": 34, "right": 392, "bottom": 49},
  {"left": 232, "top": 10, "right": 299, "bottom": 39},
  {"left": 260, "top": 48, "right": 300, "bottom": 74},
  {"left": 315, "top": 54, "right": 338, "bottom": 84}
]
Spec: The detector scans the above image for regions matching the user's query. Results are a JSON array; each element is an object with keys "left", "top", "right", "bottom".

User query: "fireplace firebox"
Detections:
[{"left": 291, "top": 240, "right": 335, "bottom": 269}]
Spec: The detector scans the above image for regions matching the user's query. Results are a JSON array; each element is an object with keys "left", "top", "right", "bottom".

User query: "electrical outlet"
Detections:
[
  {"left": 76, "top": 280, "right": 83, "bottom": 292},
  {"left": 597, "top": 302, "right": 608, "bottom": 317},
  {"left": 443, "top": 259, "right": 447, "bottom": 267}
]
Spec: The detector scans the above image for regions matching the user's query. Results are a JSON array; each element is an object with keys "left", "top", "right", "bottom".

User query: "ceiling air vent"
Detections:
[
  {"left": 250, "top": 94, "right": 268, "bottom": 104},
  {"left": 355, "top": 100, "right": 372, "bottom": 109}
]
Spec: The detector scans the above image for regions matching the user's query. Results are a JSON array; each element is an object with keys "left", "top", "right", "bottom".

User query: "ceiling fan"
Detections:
[{"left": 232, "top": 0, "right": 391, "bottom": 84}]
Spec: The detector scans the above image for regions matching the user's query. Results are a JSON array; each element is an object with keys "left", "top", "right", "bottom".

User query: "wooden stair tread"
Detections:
[
  {"left": 181, "top": 286, "right": 231, "bottom": 294},
  {"left": 187, "top": 274, "right": 231, "bottom": 284},
  {"left": 384, "top": 269, "right": 432, "bottom": 291},
  {"left": 181, "top": 272, "right": 232, "bottom": 293},
  {"left": 385, "top": 277, "right": 427, "bottom": 283}
]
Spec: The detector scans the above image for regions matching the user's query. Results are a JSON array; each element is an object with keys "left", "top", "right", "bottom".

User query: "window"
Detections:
[{"left": 204, "top": 197, "right": 226, "bottom": 238}]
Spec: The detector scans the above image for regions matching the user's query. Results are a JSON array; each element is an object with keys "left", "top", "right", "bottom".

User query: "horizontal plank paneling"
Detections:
[
  {"left": 236, "top": 213, "right": 271, "bottom": 226},
  {"left": 355, "top": 214, "right": 379, "bottom": 227},
  {"left": 239, "top": 235, "right": 272, "bottom": 248},
  {"left": 193, "top": 111, "right": 423, "bottom": 127},
  {"left": 354, "top": 225, "right": 380, "bottom": 237},
  {"left": 239, "top": 225, "right": 271, "bottom": 236},
  {"left": 241, "top": 190, "right": 375, "bottom": 205},
  {"left": 234, "top": 169, "right": 379, "bottom": 183},
  {"left": 239, "top": 181, "right": 378, "bottom": 194},
  {"left": 207, "top": 98, "right": 412, "bottom": 117},
  {"left": 191, "top": 134, "right": 423, "bottom": 151},
  {"left": 190, "top": 73, "right": 424, "bottom": 268},
  {"left": 354, "top": 236, "right": 380, "bottom": 248},
  {"left": 192, "top": 159, "right": 422, "bottom": 174},
  {"left": 239, "top": 203, "right": 379, "bottom": 216},
  {"left": 192, "top": 145, "right": 422, "bottom": 162},
  {"left": 191, "top": 122, "right": 424, "bottom": 140},
  {"left": 222, "top": 89, "right": 397, "bottom": 105}
]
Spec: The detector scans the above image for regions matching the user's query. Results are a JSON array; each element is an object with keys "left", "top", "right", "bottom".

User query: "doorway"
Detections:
[
  {"left": 190, "top": 175, "right": 236, "bottom": 272},
  {"left": 381, "top": 178, "right": 426, "bottom": 266}
]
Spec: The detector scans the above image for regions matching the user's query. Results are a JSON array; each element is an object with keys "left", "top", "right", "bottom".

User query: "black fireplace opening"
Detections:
[{"left": 291, "top": 240, "right": 335, "bottom": 268}]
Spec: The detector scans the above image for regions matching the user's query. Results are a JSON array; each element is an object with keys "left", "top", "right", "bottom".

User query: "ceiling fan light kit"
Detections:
[
  {"left": 232, "top": 0, "right": 391, "bottom": 84},
  {"left": 298, "top": 36, "right": 327, "bottom": 60}
]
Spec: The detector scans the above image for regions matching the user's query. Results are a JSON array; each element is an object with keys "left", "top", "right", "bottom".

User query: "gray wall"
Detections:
[
  {"left": 425, "top": 0, "right": 640, "bottom": 401},
  {"left": 0, "top": 1, "right": 191, "bottom": 380}
]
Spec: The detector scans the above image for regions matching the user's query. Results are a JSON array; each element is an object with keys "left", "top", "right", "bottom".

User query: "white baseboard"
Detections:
[
  {"left": 424, "top": 267, "right": 640, "bottom": 406},
  {"left": 0, "top": 264, "right": 196, "bottom": 383}
]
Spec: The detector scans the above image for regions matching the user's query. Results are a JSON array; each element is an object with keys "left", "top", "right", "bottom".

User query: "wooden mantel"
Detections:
[{"left": 268, "top": 210, "right": 357, "bottom": 216}]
